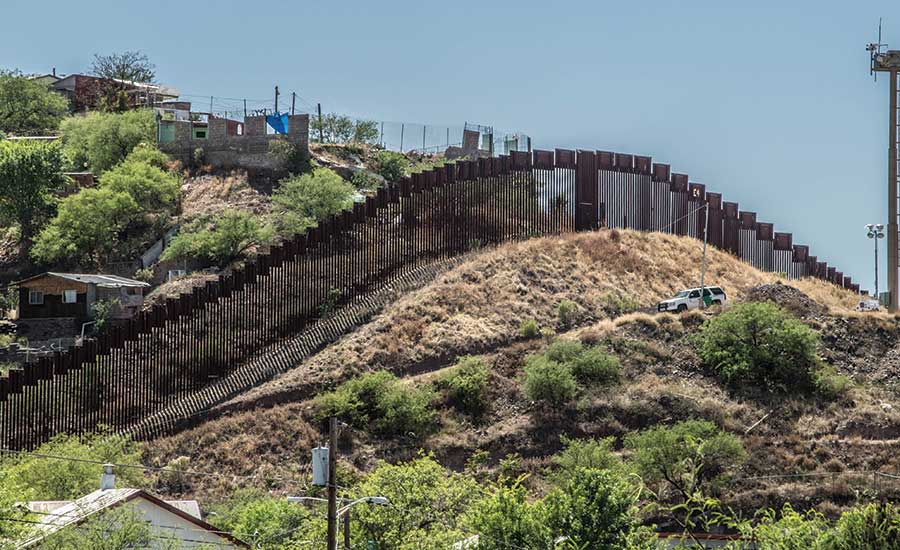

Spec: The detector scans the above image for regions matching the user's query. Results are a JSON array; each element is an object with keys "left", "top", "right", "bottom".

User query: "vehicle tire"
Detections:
[
  {"left": 712, "top": 300, "right": 722, "bottom": 306},
  {"left": 677, "top": 304, "right": 687, "bottom": 312}
]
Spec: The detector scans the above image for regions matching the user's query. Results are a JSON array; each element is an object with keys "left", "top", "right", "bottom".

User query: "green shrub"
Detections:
[
  {"left": 91, "top": 299, "right": 120, "bottom": 333},
  {"left": 310, "top": 113, "right": 378, "bottom": 144},
  {"left": 539, "top": 340, "right": 620, "bottom": 386},
  {"left": 438, "top": 356, "right": 490, "bottom": 416},
  {"left": 544, "top": 468, "right": 650, "bottom": 550},
  {"left": 519, "top": 319, "right": 540, "bottom": 339},
  {"left": 742, "top": 504, "right": 829, "bottom": 549},
  {"left": 523, "top": 356, "right": 577, "bottom": 406},
  {"left": 557, "top": 299, "right": 578, "bottom": 327},
  {"left": 133, "top": 267, "right": 154, "bottom": 283},
  {"left": 267, "top": 138, "right": 310, "bottom": 173},
  {"left": 192, "top": 146, "right": 205, "bottom": 167},
  {"left": 602, "top": 291, "right": 640, "bottom": 316},
  {"left": 0, "top": 70, "right": 69, "bottom": 136},
  {"left": 351, "top": 455, "right": 479, "bottom": 549},
  {"left": 123, "top": 143, "right": 170, "bottom": 169},
  {"left": 313, "top": 371, "right": 436, "bottom": 438},
  {"left": 467, "top": 482, "right": 550, "bottom": 550},
  {"left": 31, "top": 188, "right": 140, "bottom": 266},
  {"left": 0, "top": 431, "right": 144, "bottom": 501},
  {"left": 624, "top": 419, "right": 747, "bottom": 497},
  {"left": 161, "top": 209, "right": 274, "bottom": 266},
  {"left": 552, "top": 435, "right": 623, "bottom": 479},
  {"left": 350, "top": 170, "right": 383, "bottom": 191},
  {"left": 0, "top": 139, "right": 67, "bottom": 241},
  {"left": 821, "top": 502, "right": 900, "bottom": 549},
  {"left": 209, "top": 489, "right": 312, "bottom": 550},
  {"left": 98, "top": 157, "right": 180, "bottom": 214},
  {"left": 270, "top": 167, "right": 355, "bottom": 235},
  {"left": 693, "top": 302, "right": 820, "bottom": 390},
  {"left": 372, "top": 150, "right": 409, "bottom": 182},
  {"left": 60, "top": 109, "right": 156, "bottom": 173},
  {"left": 813, "top": 365, "right": 852, "bottom": 399},
  {"left": 352, "top": 120, "right": 379, "bottom": 144},
  {"left": 570, "top": 346, "right": 621, "bottom": 385}
]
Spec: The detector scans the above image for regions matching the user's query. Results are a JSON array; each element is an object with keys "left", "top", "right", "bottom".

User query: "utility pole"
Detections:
[
  {"left": 423, "top": 125, "right": 426, "bottom": 151},
  {"left": 400, "top": 123, "right": 405, "bottom": 152},
  {"left": 869, "top": 37, "right": 900, "bottom": 310},
  {"left": 327, "top": 417, "right": 338, "bottom": 550},
  {"left": 699, "top": 203, "right": 710, "bottom": 308},
  {"left": 275, "top": 86, "right": 280, "bottom": 113},
  {"left": 209, "top": 96, "right": 213, "bottom": 115},
  {"left": 291, "top": 92, "right": 296, "bottom": 116},
  {"left": 343, "top": 509, "right": 351, "bottom": 549},
  {"left": 890, "top": 70, "right": 898, "bottom": 310},
  {"left": 317, "top": 103, "right": 324, "bottom": 143},
  {"left": 243, "top": 99, "right": 247, "bottom": 120}
]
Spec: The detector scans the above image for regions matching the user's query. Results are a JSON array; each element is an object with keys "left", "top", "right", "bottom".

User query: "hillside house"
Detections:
[
  {"left": 44, "top": 73, "right": 179, "bottom": 111},
  {"left": 21, "top": 466, "right": 248, "bottom": 548},
  {"left": 15, "top": 273, "right": 148, "bottom": 323},
  {"left": 157, "top": 106, "right": 309, "bottom": 170}
]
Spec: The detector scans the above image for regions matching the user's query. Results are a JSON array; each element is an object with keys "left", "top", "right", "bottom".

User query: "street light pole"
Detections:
[
  {"left": 287, "top": 495, "right": 389, "bottom": 549},
  {"left": 876, "top": 232, "right": 880, "bottom": 298},
  {"left": 867, "top": 224, "right": 885, "bottom": 301},
  {"left": 327, "top": 417, "right": 338, "bottom": 550},
  {"left": 699, "top": 203, "right": 710, "bottom": 308}
]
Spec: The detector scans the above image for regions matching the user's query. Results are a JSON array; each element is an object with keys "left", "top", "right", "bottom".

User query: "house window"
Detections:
[
  {"left": 63, "top": 289, "right": 77, "bottom": 304},
  {"left": 195, "top": 130, "right": 207, "bottom": 139},
  {"left": 28, "top": 291, "right": 44, "bottom": 305}
]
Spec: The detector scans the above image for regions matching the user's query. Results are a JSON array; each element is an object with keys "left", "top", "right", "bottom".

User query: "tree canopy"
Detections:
[
  {"left": 0, "top": 139, "right": 66, "bottom": 240},
  {"left": 0, "top": 70, "right": 70, "bottom": 136},
  {"left": 31, "top": 187, "right": 140, "bottom": 265},
  {"left": 90, "top": 51, "right": 156, "bottom": 83},
  {"left": 694, "top": 301, "right": 820, "bottom": 390},
  {"left": 270, "top": 167, "right": 355, "bottom": 234},
  {"left": 161, "top": 209, "right": 274, "bottom": 267},
  {"left": 60, "top": 109, "right": 156, "bottom": 173}
]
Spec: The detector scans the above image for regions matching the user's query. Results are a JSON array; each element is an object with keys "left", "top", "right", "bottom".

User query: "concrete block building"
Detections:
[{"left": 157, "top": 105, "right": 309, "bottom": 170}]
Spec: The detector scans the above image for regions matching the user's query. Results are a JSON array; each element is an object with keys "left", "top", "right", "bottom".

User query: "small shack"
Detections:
[{"left": 15, "top": 273, "right": 149, "bottom": 323}]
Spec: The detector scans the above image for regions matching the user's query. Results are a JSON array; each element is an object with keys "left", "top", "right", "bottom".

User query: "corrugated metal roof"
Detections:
[
  {"left": 16, "top": 273, "right": 149, "bottom": 288},
  {"left": 21, "top": 489, "right": 246, "bottom": 548},
  {"left": 27, "top": 497, "right": 201, "bottom": 519},
  {"left": 22, "top": 488, "right": 142, "bottom": 543},
  {"left": 47, "top": 273, "right": 150, "bottom": 288}
]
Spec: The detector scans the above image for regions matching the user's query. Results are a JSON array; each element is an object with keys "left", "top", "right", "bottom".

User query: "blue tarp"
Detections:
[{"left": 266, "top": 113, "right": 289, "bottom": 134}]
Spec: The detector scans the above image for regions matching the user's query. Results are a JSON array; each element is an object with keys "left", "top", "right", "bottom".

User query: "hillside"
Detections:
[{"left": 143, "top": 229, "right": 900, "bottom": 518}]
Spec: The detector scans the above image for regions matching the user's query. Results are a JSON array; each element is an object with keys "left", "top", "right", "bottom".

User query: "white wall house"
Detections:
[{"left": 21, "top": 466, "right": 248, "bottom": 549}]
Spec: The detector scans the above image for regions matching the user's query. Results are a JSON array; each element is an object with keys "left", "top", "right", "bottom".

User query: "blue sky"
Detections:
[{"left": 2, "top": 0, "right": 898, "bottom": 291}]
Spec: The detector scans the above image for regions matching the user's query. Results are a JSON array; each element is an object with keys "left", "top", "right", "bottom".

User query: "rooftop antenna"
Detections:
[{"left": 867, "top": 18, "right": 887, "bottom": 81}]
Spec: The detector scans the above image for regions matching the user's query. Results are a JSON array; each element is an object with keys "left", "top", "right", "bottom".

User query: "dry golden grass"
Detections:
[
  {"left": 231, "top": 229, "right": 866, "bottom": 408},
  {"left": 179, "top": 171, "right": 272, "bottom": 221}
]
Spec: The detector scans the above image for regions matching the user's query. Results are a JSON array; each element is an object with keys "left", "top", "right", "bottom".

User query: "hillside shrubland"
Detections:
[
  {"left": 126, "top": 229, "right": 900, "bottom": 549},
  {"left": 5, "top": 70, "right": 900, "bottom": 549}
]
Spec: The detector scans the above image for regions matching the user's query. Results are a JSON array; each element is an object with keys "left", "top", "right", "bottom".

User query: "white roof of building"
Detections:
[
  {"left": 21, "top": 488, "right": 246, "bottom": 548},
  {"left": 27, "top": 496, "right": 201, "bottom": 518},
  {"left": 16, "top": 272, "right": 150, "bottom": 288}
]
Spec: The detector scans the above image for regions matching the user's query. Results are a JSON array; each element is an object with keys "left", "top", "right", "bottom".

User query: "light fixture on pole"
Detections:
[
  {"left": 286, "top": 495, "right": 389, "bottom": 550},
  {"left": 867, "top": 223, "right": 886, "bottom": 300}
]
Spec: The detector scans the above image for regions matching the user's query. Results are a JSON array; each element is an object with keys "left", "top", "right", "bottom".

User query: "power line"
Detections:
[{"left": 0, "top": 448, "right": 308, "bottom": 485}]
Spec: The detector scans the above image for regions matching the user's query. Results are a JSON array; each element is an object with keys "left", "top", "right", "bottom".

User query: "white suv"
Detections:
[{"left": 657, "top": 286, "right": 727, "bottom": 312}]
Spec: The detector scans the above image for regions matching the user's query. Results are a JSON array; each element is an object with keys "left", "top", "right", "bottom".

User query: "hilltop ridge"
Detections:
[{"left": 142, "top": 229, "right": 900, "bottom": 519}]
